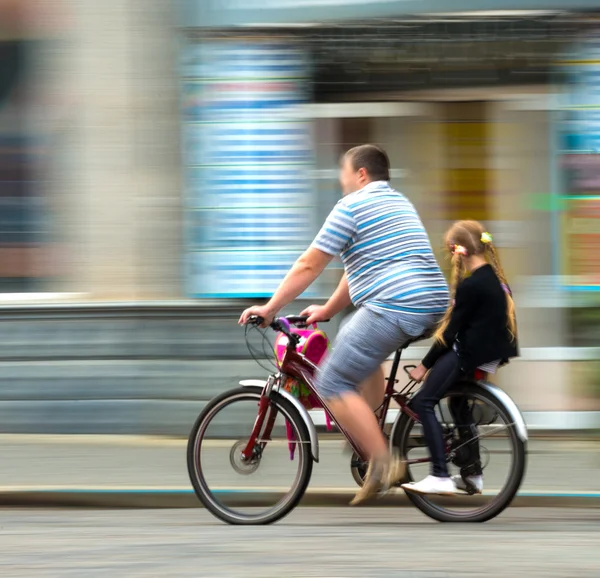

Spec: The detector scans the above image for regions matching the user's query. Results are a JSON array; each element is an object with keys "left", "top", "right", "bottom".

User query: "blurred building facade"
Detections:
[
  {"left": 178, "top": 8, "right": 600, "bottom": 421},
  {"left": 0, "top": 2, "right": 598, "bottom": 433}
]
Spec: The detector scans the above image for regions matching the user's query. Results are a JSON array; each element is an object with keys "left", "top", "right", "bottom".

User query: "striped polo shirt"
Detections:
[{"left": 313, "top": 180, "right": 449, "bottom": 335}]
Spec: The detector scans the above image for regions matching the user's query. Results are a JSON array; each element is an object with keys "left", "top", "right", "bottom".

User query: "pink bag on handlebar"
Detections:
[
  {"left": 274, "top": 326, "right": 329, "bottom": 370},
  {"left": 273, "top": 325, "right": 332, "bottom": 459}
]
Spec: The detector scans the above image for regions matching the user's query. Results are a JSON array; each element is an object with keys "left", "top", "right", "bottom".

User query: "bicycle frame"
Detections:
[
  {"left": 193, "top": 318, "right": 528, "bottom": 524},
  {"left": 242, "top": 331, "right": 422, "bottom": 463},
  {"left": 239, "top": 318, "right": 512, "bottom": 476}
]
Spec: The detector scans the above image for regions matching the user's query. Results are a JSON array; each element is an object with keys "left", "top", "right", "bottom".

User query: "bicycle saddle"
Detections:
[{"left": 399, "top": 329, "right": 434, "bottom": 350}]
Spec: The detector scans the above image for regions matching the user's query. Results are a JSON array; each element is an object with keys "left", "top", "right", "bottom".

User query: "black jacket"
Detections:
[{"left": 422, "top": 264, "right": 518, "bottom": 372}]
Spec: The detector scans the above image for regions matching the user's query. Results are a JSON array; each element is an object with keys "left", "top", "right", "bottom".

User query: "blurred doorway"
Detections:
[{"left": 442, "top": 101, "right": 492, "bottom": 223}]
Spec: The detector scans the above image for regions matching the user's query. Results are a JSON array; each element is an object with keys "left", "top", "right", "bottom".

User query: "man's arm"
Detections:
[
  {"left": 301, "top": 272, "right": 351, "bottom": 324},
  {"left": 239, "top": 247, "right": 333, "bottom": 325},
  {"left": 239, "top": 199, "right": 356, "bottom": 326},
  {"left": 325, "top": 273, "right": 351, "bottom": 316}
]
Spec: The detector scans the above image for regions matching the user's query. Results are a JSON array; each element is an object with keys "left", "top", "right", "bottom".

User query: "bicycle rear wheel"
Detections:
[
  {"left": 187, "top": 386, "right": 313, "bottom": 525},
  {"left": 392, "top": 382, "right": 527, "bottom": 523}
]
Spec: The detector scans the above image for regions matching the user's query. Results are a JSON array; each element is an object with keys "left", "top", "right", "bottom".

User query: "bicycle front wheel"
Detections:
[
  {"left": 187, "top": 386, "right": 313, "bottom": 525},
  {"left": 392, "top": 382, "right": 527, "bottom": 523}
]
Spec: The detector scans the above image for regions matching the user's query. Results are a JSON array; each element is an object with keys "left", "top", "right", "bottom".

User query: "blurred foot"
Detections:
[
  {"left": 402, "top": 475, "right": 457, "bottom": 496},
  {"left": 350, "top": 451, "right": 405, "bottom": 506},
  {"left": 350, "top": 458, "right": 384, "bottom": 506},
  {"left": 383, "top": 449, "right": 405, "bottom": 490},
  {"left": 342, "top": 440, "right": 354, "bottom": 455},
  {"left": 453, "top": 474, "right": 483, "bottom": 494}
]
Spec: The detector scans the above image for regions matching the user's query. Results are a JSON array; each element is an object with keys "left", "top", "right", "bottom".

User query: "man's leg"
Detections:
[
  {"left": 359, "top": 366, "right": 385, "bottom": 412},
  {"left": 327, "top": 392, "right": 387, "bottom": 460},
  {"left": 339, "top": 311, "right": 385, "bottom": 412},
  {"left": 315, "top": 307, "right": 408, "bottom": 502}
]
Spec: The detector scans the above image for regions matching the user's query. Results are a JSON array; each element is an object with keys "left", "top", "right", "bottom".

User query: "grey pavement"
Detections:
[
  {"left": 0, "top": 435, "right": 598, "bottom": 492},
  {"left": 0, "top": 507, "right": 599, "bottom": 577}
]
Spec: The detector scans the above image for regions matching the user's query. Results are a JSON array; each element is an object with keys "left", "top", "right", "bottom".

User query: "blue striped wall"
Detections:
[{"left": 182, "top": 40, "right": 315, "bottom": 298}]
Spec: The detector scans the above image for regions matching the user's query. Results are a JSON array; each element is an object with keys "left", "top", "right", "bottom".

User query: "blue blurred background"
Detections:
[{"left": 0, "top": 1, "right": 599, "bottom": 435}]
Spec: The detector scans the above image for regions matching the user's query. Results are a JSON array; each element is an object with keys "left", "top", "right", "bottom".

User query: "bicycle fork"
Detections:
[{"left": 241, "top": 376, "right": 278, "bottom": 461}]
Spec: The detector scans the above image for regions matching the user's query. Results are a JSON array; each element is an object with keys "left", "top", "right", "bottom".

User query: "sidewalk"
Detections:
[{"left": 0, "top": 435, "right": 598, "bottom": 508}]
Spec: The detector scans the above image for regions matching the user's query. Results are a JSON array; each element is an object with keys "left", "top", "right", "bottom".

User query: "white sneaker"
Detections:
[
  {"left": 452, "top": 474, "right": 484, "bottom": 494},
  {"left": 401, "top": 475, "right": 457, "bottom": 496}
]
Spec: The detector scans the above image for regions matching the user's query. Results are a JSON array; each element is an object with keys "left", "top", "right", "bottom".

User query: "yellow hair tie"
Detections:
[{"left": 481, "top": 232, "right": 493, "bottom": 244}]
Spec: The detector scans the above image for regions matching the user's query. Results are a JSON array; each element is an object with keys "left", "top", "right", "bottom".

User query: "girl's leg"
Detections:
[
  {"left": 409, "top": 351, "right": 463, "bottom": 479},
  {"left": 448, "top": 394, "right": 484, "bottom": 493},
  {"left": 448, "top": 395, "right": 482, "bottom": 476}
]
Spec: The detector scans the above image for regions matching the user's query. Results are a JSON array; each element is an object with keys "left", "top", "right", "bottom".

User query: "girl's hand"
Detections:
[
  {"left": 409, "top": 363, "right": 428, "bottom": 383},
  {"left": 299, "top": 304, "right": 330, "bottom": 325}
]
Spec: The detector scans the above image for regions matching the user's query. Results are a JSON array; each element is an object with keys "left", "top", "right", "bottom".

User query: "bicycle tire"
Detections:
[
  {"left": 187, "top": 386, "right": 313, "bottom": 525},
  {"left": 350, "top": 451, "right": 367, "bottom": 488},
  {"left": 392, "top": 382, "right": 527, "bottom": 523}
]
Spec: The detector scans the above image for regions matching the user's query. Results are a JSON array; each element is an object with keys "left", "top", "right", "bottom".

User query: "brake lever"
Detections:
[{"left": 247, "top": 315, "right": 265, "bottom": 326}]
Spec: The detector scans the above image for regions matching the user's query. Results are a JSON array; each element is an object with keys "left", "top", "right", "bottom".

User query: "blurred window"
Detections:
[{"left": 0, "top": 40, "right": 48, "bottom": 293}]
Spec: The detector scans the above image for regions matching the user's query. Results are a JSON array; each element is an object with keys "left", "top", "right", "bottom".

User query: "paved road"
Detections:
[
  {"left": 0, "top": 435, "right": 598, "bottom": 493},
  {"left": 0, "top": 508, "right": 598, "bottom": 577}
]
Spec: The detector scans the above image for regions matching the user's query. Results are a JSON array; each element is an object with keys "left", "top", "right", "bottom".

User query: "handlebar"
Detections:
[
  {"left": 245, "top": 314, "right": 331, "bottom": 356},
  {"left": 283, "top": 315, "right": 312, "bottom": 326},
  {"left": 247, "top": 315, "right": 330, "bottom": 340}
]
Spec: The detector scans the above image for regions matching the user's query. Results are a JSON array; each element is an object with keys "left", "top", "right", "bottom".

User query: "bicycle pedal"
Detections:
[{"left": 454, "top": 489, "right": 473, "bottom": 497}]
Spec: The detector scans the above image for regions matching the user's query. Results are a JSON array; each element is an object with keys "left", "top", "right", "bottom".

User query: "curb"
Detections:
[{"left": 1, "top": 488, "right": 599, "bottom": 509}]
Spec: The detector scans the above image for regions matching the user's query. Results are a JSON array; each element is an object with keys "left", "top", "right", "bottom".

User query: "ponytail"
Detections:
[
  {"left": 432, "top": 251, "right": 466, "bottom": 345},
  {"left": 484, "top": 243, "right": 518, "bottom": 341}
]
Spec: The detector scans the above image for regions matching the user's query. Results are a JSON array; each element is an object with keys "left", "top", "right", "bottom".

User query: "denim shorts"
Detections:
[{"left": 315, "top": 306, "right": 414, "bottom": 399}]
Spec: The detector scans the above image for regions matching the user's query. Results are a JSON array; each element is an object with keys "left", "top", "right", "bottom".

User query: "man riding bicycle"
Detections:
[{"left": 240, "top": 144, "right": 449, "bottom": 504}]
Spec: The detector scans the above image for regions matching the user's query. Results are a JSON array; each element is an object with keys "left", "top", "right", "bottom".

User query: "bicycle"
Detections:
[{"left": 187, "top": 314, "right": 528, "bottom": 525}]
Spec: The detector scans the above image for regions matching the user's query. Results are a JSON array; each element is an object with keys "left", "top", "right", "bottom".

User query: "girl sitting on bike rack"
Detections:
[{"left": 402, "top": 220, "right": 518, "bottom": 496}]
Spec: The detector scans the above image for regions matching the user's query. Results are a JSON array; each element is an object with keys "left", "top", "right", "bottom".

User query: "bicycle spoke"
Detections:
[
  {"left": 393, "top": 386, "right": 526, "bottom": 522},
  {"left": 188, "top": 389, "right": 312, "bottom": 524},
  {"left": 449, "top": 423, "right": 514, "bottom": 456}
]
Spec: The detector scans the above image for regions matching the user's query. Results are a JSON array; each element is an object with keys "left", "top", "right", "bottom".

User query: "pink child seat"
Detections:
[{"left": 274, "top": 321, "right": 332, "bottom": 459}]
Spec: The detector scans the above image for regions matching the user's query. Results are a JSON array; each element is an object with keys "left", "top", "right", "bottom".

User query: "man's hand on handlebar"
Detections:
[
  {"left": 299, "top": 304, "right": 331, "bottom": 325},
  {"left": 238, "top": 305, "right": 276, "bottom": 328}
]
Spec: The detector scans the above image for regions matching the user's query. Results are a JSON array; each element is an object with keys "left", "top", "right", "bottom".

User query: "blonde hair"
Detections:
[{"left": 433, "top": 220, "right": 517, "bottom": 345}]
